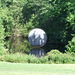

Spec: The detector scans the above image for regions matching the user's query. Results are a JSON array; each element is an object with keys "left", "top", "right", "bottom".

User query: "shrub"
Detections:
[
  {"left": 65, "top": 51, "right": 75, "bottom": 57},
  {"left": 0, "top": 51, "right": 75, "bottom": 64},
  {"left": 47, "top": 53, "right": 75, "bottom": 64},
  {"left": 2, "top": 53, "right": 28, "bottom": 63},
  {"left": 61, "top": 53, "right": 75, "bottom": 64},
  {"left": 70, "top": 52, "right": 75, "bottom": 57},
  {"left": 27, "top": 55, "right": 40, "bottom": 63},
  {"left": 1, "top": 53, "right": 39, "bottom": 63},
  {"left": 47, "top": 49, "right": 62, "bottom": 58},
  {"left": 0, "top": 47, "right": 6, "bottom": 55},
  {"left": 47, "top": 54, "right": 61, "bottom": 64},
  {"left": 39, "top": 56, "right": 48, "bottom": 63},
  {"left": 0, "top": 19, "right": 5, "bottom": 55},
  {"left": 66, "top": 36, "right": 75, "bottom": 53},
  {"left": 47, "top": 49, "right": 62, "bottom": 55},
  {"left": 47, "top": 49, "right": 75, "bottom": 64}
]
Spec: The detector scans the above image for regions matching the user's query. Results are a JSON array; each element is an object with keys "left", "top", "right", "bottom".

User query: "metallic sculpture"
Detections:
[
  {"left": 28, "top": 28, "right": 47, "bottom": 47},
  {"left": 28, "top": 28, "right": 47, "bottom": 57}
]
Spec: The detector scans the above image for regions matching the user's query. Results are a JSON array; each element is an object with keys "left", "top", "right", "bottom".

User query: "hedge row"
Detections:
[{"left": 0, "top": 50, "right": 75, "bottom": 64}]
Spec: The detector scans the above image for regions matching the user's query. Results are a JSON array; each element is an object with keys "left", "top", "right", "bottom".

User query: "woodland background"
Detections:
[{"left": 0, "top": 0, "right": 75, "bottom": 55}]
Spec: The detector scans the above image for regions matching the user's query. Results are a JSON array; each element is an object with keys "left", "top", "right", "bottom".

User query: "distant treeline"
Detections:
[{"left": 0, "top": 0, "right": 75, "bottom": 54}]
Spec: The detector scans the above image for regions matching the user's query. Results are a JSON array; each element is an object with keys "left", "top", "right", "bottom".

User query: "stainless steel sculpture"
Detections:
[
  {"left": 28, "top": 28, "right": 47, "bottom": 57},
  {"left": 28, "top": 28, "right": 47, "bottom": 47}
]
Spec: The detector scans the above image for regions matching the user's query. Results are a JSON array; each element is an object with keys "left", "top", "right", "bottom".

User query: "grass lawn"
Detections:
[{"left": 0, "top": 61, "right": 75, "bottom": 75}]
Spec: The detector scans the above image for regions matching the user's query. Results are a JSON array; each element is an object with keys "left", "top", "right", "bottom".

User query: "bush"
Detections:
[
  {"left": 70, "top": 52, "right": 75, "bottom": 57},
  {"left": 47, "top": 49, "right": 62, "bottom": 56},
  {"left": 46, "top": 49, "right": 75, "bottom": 64},
  {"left": 27, "top": 54, "right": 40, "bottom": 63},
  {"left": 65, "top": 51, "right": 75, "bottom": 57},
  {"left": 0, "top": 48, "right": 6, "bottom": 55},
  {"left": 0, "top": 20, "right": 5, "bottom": 55},
  {"left": 47, "top": 52, "right": 75, "bottom": 64},
  {"left": 39, "top": 56, "right": 48, "bottom": 64},
  {"left": 0, "top": 51, "right": 75, "bottom": 64},
  {"left": 1, "top": 53, "right": 26, "bottom": 63},
  {"left": 66, "top": 37, "right": 75, "bottom": 53},
  {"left": 1, "top": 53, "right": 40, "bottom": 63}
]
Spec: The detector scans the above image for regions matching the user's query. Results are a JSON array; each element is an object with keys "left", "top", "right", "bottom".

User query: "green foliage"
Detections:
[
  {"left": 22, "top": 0, "right": 75, "bottom": 52},
  {"left": 0, "top": 0, "right": 75, "bottom": 53},
  {"left": 70, "top": 52, "right": 75, "bottom": 57},
  {"left": 0, "top": 0, "right": 33, "bottom": 53},
  {"left": 47, "top": 50, "right": 75, "bottom": 64},
  {"left": 39, "top": 56, "right": 48, "bottom": 63},
  {"left": 0, "top": 0, "right": 14, "bottom": 8},
  {"left": 1, "top": 53, "right": 40, "bottom": 63},
  {"left": 0, "top": 13, "right": 5, "bottom": 55},
  {"left": 0, "top": 47, "right": 5, "bottom": 55},
  {"left": 66, "top": 37, "right": 75, "bottom": 53},
  {"left": 66, "top": 52, "right": 75, "bottom": 57},
  {"left": 27, "top": 54, "right": 40, "bottom": 63},
  {"left": 2, "top": 53, "right": 29, "bottom": 63},
  {"left": 47, "top": 49, "right": 62, "bottom": 55},
  {"left": 0, "top": 52, "right": 75, "bottom": 64},
  {"left": 65, "top": 1, "right": 75, "bottom": 52}
]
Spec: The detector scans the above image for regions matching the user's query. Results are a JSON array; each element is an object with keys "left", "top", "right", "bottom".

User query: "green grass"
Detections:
[{"left": 0, "top": 62, "right": 75, "bottom": 75}]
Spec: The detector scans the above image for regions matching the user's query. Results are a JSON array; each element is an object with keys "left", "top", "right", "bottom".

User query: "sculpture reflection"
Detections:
[{"left": 29, "top": 48, "right": 46, "bottom": 57}]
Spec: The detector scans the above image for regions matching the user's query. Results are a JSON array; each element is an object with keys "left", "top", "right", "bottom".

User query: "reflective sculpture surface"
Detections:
[
  {"left": 28, "top": 28, "right": 47, "bottom": 57},
  {"left": 28, "top": 28, "right": 47, "bottom": 47},
  {"left": 29, "top": 48, "right": 46, "bottom": 57}
]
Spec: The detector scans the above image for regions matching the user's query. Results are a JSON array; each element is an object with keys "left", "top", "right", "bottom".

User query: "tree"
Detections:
[
  {"left": 0, "top": 9, "right": 5, "bottom": 55},
  {"left": 0, "top": 0, "right": 32, "bottom": 53},
  {"left": 66, "top": 36, "right": 75, "bottom": 53},
  {"left": 22, "top": 0, "right": 75, "bottom": 52},
  {"left": 0, "top": 0, "right": 74, "bottom": 53}
]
